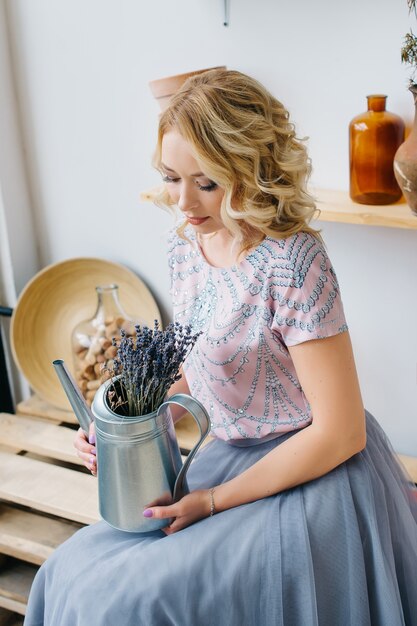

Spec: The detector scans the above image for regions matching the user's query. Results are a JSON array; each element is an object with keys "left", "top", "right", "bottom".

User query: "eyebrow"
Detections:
[{"left": 161, "top": 163, "right": 205, "bottom": 177}]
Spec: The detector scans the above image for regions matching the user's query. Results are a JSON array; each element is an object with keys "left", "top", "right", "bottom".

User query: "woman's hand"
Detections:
[
  {"left": 143, "top": 489, "right": 213, "bottom": 535},
  {"left": 74, "top": 423, "right": 97, "bottom": 476}
]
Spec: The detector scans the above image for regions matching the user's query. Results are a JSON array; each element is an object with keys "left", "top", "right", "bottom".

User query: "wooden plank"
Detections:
[
  {"left": 141, "top": 185, "right": 417, "bottom": 230},
  {"left": 0, "top": 451, "right": 99, "bottom": 525},
  {"left": 398, "top": 454, "right": 417, "bottom": 484},
  {"left": 0, "top": 414, "right": 82, "bottom": 466},
  {"left": 15, "top": 396, "right": 205, "bottom": 455},
  {"left": 17, "top": 396, "right": 202, "bottom": 449},
  {"left": 7, "top": 396, "right": 199, "bottom": 460},
  {"left": 0, "top": 504, "right": 82, "bottom": 565},
  {"left": 0, "top": 558, "right": 36, "bottom": 612},
  {"left": 16, "top": 396, "right": 77, "bottom": 425},
  {"left": 0, "top": 447, "right": 20, "bottom": 457},
  {"left": 0, "top": 598, "right": 26, "bottom": 618}
]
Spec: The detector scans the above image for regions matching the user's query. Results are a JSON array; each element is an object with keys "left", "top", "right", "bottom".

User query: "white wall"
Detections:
[
  {"left": 0, "top": 0, "right": 38, "bottom": 294},
  {"left": 0, "top": 1, "right": 38, "bottom": 404},
  {"left": 4, "top": 0, "right": 417, "bottom": 454}
]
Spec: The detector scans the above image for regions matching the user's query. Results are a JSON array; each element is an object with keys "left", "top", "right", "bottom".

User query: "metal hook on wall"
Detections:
[{"left": 223, "top": 0, "right": 230, "bottom": 27}]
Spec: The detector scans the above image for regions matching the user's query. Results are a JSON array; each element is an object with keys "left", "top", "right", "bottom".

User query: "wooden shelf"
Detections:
[
  {"left": 313, "top": 188, "right": 417, "bottom": 230},
  {"left": 141, "top": 186, "right": 417, "bottom": 230}
]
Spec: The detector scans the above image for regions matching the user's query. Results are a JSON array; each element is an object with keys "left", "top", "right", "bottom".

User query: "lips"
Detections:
[{"left": 186, "top": 216, "right": 209, "bottom": 226}]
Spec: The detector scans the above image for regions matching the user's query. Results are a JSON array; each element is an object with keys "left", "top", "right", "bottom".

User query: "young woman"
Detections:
[{"left": 25, "top": 69, "right": 417, "bottom": 625}]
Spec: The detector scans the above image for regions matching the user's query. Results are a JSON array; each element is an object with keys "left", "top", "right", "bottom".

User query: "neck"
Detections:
[{"left": 197, "top": 229, "right": 240, "bottom": 268}]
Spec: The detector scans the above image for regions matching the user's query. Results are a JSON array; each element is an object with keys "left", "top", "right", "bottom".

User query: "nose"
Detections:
[{"left": 177, "top": 181, "right": 200, "bottom": 213}]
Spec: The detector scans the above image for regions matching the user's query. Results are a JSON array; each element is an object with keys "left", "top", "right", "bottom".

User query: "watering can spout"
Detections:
[{"left": 53, "top": 359, "right": 94, "bottom": 434}]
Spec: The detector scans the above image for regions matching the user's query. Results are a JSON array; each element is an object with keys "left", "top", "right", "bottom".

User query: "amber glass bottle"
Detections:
[{"left": 349, "top": 95, "right": 405, "bottom": 204}]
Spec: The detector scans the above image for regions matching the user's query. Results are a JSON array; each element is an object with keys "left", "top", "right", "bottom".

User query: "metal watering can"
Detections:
[{"left": 53, "top": 360, "right": 211, "bottom": 533}]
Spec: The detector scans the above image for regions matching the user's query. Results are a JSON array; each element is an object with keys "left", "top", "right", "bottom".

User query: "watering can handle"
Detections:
[{"left": 158, "top": 393, "right": 211, "bottom": 502}]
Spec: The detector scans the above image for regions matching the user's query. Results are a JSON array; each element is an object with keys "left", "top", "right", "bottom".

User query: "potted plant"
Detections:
[
  {"left": 401, "top": 0, "right": 417, "bottom": 83},
  {"left": 54, "top": 321, "right": 211, "bottom": 533},
  {"left": 394, "top": 0, "right": 417, "bottom": 214}
]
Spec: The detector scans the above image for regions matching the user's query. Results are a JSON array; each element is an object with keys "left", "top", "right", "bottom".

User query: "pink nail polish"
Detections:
[{"left": 143, "top": 509, "right": 153, "bottom": 518}]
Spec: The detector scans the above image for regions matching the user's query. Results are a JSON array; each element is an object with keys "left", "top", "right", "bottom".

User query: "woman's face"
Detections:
[{"left": 160, "top": 130, "right": 226, "bottom": 235}]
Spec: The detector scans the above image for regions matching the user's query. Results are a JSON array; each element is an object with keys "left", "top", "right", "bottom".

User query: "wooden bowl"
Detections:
[
  {"left": 11, "top": 257, "right": 162, "bottom": 410},
  {"left": 149, "top": 66, "right": 226, "bottom": 110}
]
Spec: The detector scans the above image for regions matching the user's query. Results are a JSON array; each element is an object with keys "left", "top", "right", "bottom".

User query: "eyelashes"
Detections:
[
  {"left": 197, "top": 181, "right": 218, "bottom": 192},
  {"left": 161, "top": 175, "right": 218, "bottom": 192}
]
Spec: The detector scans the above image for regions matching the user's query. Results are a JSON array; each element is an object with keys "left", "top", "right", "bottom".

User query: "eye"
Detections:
[
  {"left": 196, "top": 181, "right": 218, "bottom": 192},
  {"left": 161, "top": 175, "right": 180, "bottom": 184}
]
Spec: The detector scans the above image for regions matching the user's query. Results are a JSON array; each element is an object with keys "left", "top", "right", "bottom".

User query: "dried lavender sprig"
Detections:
[{"left": 107, "top": 320, "right": 201, "bottom": 416}]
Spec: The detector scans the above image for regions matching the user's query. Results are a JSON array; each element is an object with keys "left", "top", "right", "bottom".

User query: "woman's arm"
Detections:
[
  {"left": 214, "top": 330, "right": 366, "bottom": 510},
  {"left": 146, "top": 330, "right": 366, "bottom": 532}
]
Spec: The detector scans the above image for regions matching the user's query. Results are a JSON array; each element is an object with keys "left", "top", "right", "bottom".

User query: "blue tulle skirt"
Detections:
[{"left": 24, "top": 412, "right": 417, "bottom": 626}]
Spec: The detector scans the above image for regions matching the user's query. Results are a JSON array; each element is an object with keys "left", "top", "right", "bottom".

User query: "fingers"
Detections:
[
  {"left": 162, "top": 518, "right": 185, "bottom": 535},
  {"left": 88, "top": 422, "right": 96, "bottom": 445},
  {"left": 74, "top": 426, "right": 97, "bottom": 474},
  {"left": 142, "top": 501, "right": 182, "bottom": 536},
  {"left": 143, "top": 503, "right": 187, "bottom": 535},
  {"left": 144, "top": 500, "right": 197, "bottom": 535},
  {"left": 143, "top": 503, "right": 178, "bottom": 521}
]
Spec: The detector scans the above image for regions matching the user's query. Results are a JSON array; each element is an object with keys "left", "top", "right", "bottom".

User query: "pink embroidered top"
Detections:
[{"left": 168, "top": 228, "right": 348, "bottom": 442}]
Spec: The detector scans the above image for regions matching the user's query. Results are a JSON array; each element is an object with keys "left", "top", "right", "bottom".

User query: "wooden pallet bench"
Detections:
[{"left": 0, "top": 399, "right": 97, "bottom": 619}]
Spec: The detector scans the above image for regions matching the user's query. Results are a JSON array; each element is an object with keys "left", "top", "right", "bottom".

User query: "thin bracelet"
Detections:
[{"left": 209, "top": 487, "right": 216, "bottom": 516}]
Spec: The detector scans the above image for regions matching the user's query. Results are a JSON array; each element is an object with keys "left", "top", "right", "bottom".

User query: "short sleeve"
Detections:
[{"left": 270, "top": 236, "right": 348, "bottom": 347}]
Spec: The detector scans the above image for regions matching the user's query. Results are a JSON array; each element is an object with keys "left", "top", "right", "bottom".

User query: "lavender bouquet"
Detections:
[{"left": 107, "top": 320, "right": 200, "bottom": 417}]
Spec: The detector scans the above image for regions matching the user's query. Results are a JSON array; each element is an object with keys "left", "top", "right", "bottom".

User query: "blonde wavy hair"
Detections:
[{"left": 153, "top": 69, "right": 321, "bottom": 251}]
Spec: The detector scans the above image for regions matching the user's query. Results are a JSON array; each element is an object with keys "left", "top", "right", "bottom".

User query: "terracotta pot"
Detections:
[
  {"left": 394, "top": 85, "right": 417, "bottom": 215},
  {"left": 149, "top": 66, "right": 226, "bottom": 110}
]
